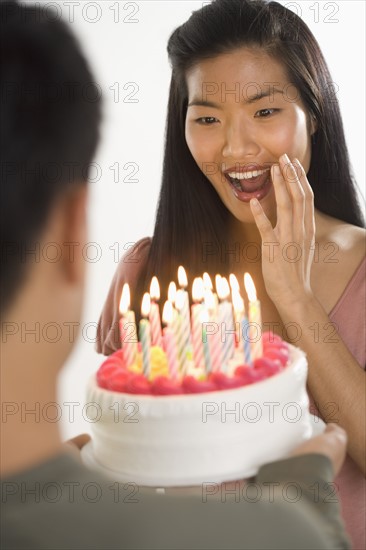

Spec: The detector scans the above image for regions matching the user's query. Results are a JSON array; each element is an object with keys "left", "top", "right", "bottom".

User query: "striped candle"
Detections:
[
  {"left": 177, "top": 267, "right": 192, "bottom": 357},
  {"left": 176, "top": 290, "right": 191, "bottom": 372},
  {"left": 162, "top": 300, "right": 179, "bottom": 379},
  {"left": 149, "top": 276, "right": 163, "bottom": 347},
  {"left": 232, "top": 290, "right": 252, "bottom": 365},
  {"left": 244, "top": 273, "right": 263, "bottom": 360},
  {"left": 241, "top": 315, "right": 253, "bottom": 365},
  {"left": 119, "top": 283, "right": 138, "bottom": 368},
  {"left": 204, "top": 272, "right": 219, "bottom": 318},
  {"left": 191, "top": 277, "right": 205, "bottom": 370},
  {"left": 167, "top": 282, "right": 185, "bottom": 373},
  {"left": 139, "top": 293, "right": 151, "bottom": 377},
  {"left": 232, "top": 289, "right": 244, "bottom": 349},
  {"left": 200, "top": 309, "right": 212, "bottom": 374},
  {"left": 204, "top": 288, "right": 222, "bottom": 372},
  {"left": 217, "top": 276, "right": 235, "bottom": 371}
]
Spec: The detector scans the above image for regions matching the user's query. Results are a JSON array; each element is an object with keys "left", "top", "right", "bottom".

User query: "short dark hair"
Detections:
[
  {"left": 0, "top": 1, "right": 102, "bottom": 314},
  {"left": 134, "top": 0, "right": 364, "bottom": 314}
]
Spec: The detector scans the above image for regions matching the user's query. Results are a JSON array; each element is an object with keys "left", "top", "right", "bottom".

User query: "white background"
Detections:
[{"left": 33, "top": 0, "right": 365, "bottom": 440}]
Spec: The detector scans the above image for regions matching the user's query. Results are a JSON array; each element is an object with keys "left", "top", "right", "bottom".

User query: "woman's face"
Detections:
[{"left": 185, "top": 47, "right": 315, "bottom": 225}]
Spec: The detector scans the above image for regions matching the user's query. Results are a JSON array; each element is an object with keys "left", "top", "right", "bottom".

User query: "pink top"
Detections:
[{"left": 309, "top": 256, "right": 366, "bottom": 550}]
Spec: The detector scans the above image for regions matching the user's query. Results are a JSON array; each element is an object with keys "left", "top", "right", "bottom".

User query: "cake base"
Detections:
[
  {"left": 81, "top": 416, "right": 325, "bottom": 486},
  {"left": 83, "top": 346, "right": 321, "bottom": 487}
]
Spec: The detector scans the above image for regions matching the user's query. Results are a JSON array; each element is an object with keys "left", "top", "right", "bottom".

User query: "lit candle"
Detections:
[
  {"left": 229, "top": 273, "right": 240, "bottom": 294},
  {"left": 167, "top": 281, "right": 182, "bottom": 368},
  {"left": 191, "top": 277, "right": 205, "bottom": 370},
  {"left": 244, "top": 273, "right": 263, "bottom": 359},
  {"left": 149, "top": 276, "right": 163, "bottom": 347},
  {"left": 204, "top": 288, "right": 222, "bottom": 372},
  {"left": 119, "top": 283, "right": 138, "bottom": 368},
  {"left": 162, "top": 300, "right": 179, "bottom": 379},
  {"left": 175, "top": 290, "right": 190, "bottom": 375},
  {"left": 139, "top": 292, "right": 151, "bottom": 377},
  {"left": 231, "top": 289, "right": 244, "bottom": 348},
  {"left": 200, "top": 309, "right": 212, "bottom": 373},
  {"left": 232, "top": 289, "right": 252, "bottom": 366},
  {"left": 177, "top": 266, "right": 192, "bottom": 361},
  {"left": 168, "top": 281, "right": 177, "bottom": 304},
  {"left": 217, "top": 276, "right": 235, "bottom": 370},
  {"left": 204, "top": 272, "right": 219, "bottom": 316},
  {"left": 229, "top": 274, "right": 241, "bottom": 346}
]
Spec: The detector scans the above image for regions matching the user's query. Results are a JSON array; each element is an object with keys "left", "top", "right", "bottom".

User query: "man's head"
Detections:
[
  {"left": 0, "top": 2, "right": 100, "bottom": 324},
  {"left": 1, "top": 1, "right": 101, "bottom": 360}
]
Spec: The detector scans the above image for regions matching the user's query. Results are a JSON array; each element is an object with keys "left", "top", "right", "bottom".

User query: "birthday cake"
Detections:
[{"left": 83, "top": 332, "right": 312, "bottom": 486}]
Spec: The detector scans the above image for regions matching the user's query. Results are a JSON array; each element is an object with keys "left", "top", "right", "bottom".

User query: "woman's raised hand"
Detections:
[{"left": 250, "top": 154, "right": 316, "bottom": 312}]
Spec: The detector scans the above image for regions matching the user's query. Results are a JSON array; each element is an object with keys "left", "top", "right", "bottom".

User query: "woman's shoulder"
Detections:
[
  {"left": 315, "top": 213, "right": 365, "bottom": 261},
  {"left": 313, "top": 212, "right": 365, "bottom": 314},
  {"left": 119, "top": 236, "right": 152, "bottom": 280}
]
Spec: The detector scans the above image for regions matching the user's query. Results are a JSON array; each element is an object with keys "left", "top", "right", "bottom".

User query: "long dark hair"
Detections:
[{"left": 133, "top": 0, "right": 364, "bottom": 312}]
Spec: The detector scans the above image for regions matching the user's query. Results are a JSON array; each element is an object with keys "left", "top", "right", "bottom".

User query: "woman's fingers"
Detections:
[
  {"left": 279, "top": 154, "right": 305, "bottom": 242},
  {"left": 271, "top": 162, "right": 293, "bottom": 235},
  {"left": 250, "top": 198, "right": 274, "bottom": 244},
  {"left": 293, "top": 158, "right": 315, "bottom": 244}
]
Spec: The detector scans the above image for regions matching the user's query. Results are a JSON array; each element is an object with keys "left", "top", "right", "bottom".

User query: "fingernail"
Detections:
[
  {"left": 273, "top": 164, "right": 281, "bottom": 176},
  {"left": 281, "top": 153, "right": 290, "bottom": 164},
  {"left": 251, "top": 198, "right": 260, "bottom": 208}
]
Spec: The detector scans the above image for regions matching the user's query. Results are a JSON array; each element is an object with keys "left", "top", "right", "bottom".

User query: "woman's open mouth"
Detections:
[{"left": 224, "top": 168, "right": 272, "bottom": 202}]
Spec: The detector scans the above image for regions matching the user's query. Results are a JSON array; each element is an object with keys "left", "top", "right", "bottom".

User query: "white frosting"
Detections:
[{"left": 85, "top": 345, "right": 311, "bottom": 486}]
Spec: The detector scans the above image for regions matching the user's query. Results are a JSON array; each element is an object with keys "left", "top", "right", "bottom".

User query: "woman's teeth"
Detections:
[
  {"left": 226, "top": 168, "right": 270, "bottom": 192},
  {"left": 227, "top": 168, "right": 268, "bottom": 180}
]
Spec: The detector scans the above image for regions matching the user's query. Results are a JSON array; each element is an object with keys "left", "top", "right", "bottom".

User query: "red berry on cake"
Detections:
[
  {"left": 151, "top": 376, "right": 184, "bottom": 395},
  {"left": 182, "top": 375, "right": 218, "bottom": 394},
  {"left": 264, "top": 347, "right": 289, "bottom": 367},
  {"left": 124, "top": 373, "right": 152, "bottom": 395},
  {"left": 234, "top": 365, "right": 265, "bottom": 384},
  {"left": 253, "top": 357, "right": 281, "bottom": 377},
  {"left": 209, "top": 372, "right": 246, "bottom": 390},
  {"left": 107, "top": 370, "right": 132, "bottom": 392}
]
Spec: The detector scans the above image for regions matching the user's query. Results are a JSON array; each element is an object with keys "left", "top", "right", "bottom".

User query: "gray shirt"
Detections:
[{"left": 1, "top": 452, "right": 351, "bottom": 549}]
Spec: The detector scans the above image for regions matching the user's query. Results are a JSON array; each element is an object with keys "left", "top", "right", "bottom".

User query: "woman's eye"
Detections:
[
  {"left": 195, "top": 117, "right": 219, "bottom": 125},
  {"left": 254, "top": 108, "right": 279, "bottom": 118}
]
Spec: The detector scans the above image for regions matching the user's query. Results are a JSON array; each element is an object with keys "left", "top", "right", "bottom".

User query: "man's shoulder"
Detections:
[{"left": 1, "top": 453, "right": 132, "bottom": 549}]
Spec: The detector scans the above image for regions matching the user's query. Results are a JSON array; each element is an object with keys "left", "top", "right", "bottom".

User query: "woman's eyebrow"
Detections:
[
  {"left": 187, "top": 99, "right": 223, "bottom": 109},
  {"left": 187, "top": 87, "right": 283, "bottom": 108}
]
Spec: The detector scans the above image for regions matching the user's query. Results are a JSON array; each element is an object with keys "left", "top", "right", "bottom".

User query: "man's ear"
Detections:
[{"left": 60, "top": 183, "right": 89, "bottom": 285}]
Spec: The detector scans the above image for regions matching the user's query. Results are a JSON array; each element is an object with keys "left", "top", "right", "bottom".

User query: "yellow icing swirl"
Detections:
[{"left": 128, "top": 346, "right": 169, "bottom": 380}]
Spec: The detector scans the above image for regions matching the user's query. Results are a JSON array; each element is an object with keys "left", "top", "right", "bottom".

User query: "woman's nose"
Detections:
[{"left": 222, "top": 122, "right": 260, "bottom": 159}]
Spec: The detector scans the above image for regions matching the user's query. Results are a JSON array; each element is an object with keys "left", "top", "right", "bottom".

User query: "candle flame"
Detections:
[
  {"left": 215, "top": 274, "right": 222, "bottom": 293},
  {"left": 175, "top": 289, "right": 185, "bottom": 312},
  {"left": 149, "top": 276, "right": 160, "bottom": 300},
  {"left": 217, "top": 276, "right": 230, "bottom": 301},
  {"left": 203, "top": 272, "right": 213, "bottom": 290},
  {"left": 141, "top": 292, "right": 151, "bottom": 317},
  {"left": 232, "top": 290, "right": 244, "bottom": 313},
  {"left": 203, "top": 289, "right": 215, "bottom": 312},
  {"left": 168, "top": 281, "right": 177, "bottom": 303},
  {"left": 200, "top": 309, "right": 209, "bottom": 323},
  {"left": 229, "top": 274, "right": 239, "bottom": 293},
  {"left": 119, "top": 283, "right": 130, "bottom": 315},
  {"left": 192, "top": 277, "right": 204, "bottom": 302},
  {"left": 244, "top": 273, "right": 257, "bottom": 302},
  {"left": 162, "top": 300, "right": 173, "bottom": 325},
  {"left": 178, "top": 266, "right": 188, "bottom": 288}
]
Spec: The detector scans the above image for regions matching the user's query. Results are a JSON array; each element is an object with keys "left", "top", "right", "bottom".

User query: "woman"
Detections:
[{"left": 97, "top": 1, "right": 365, "bottom": 546}]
